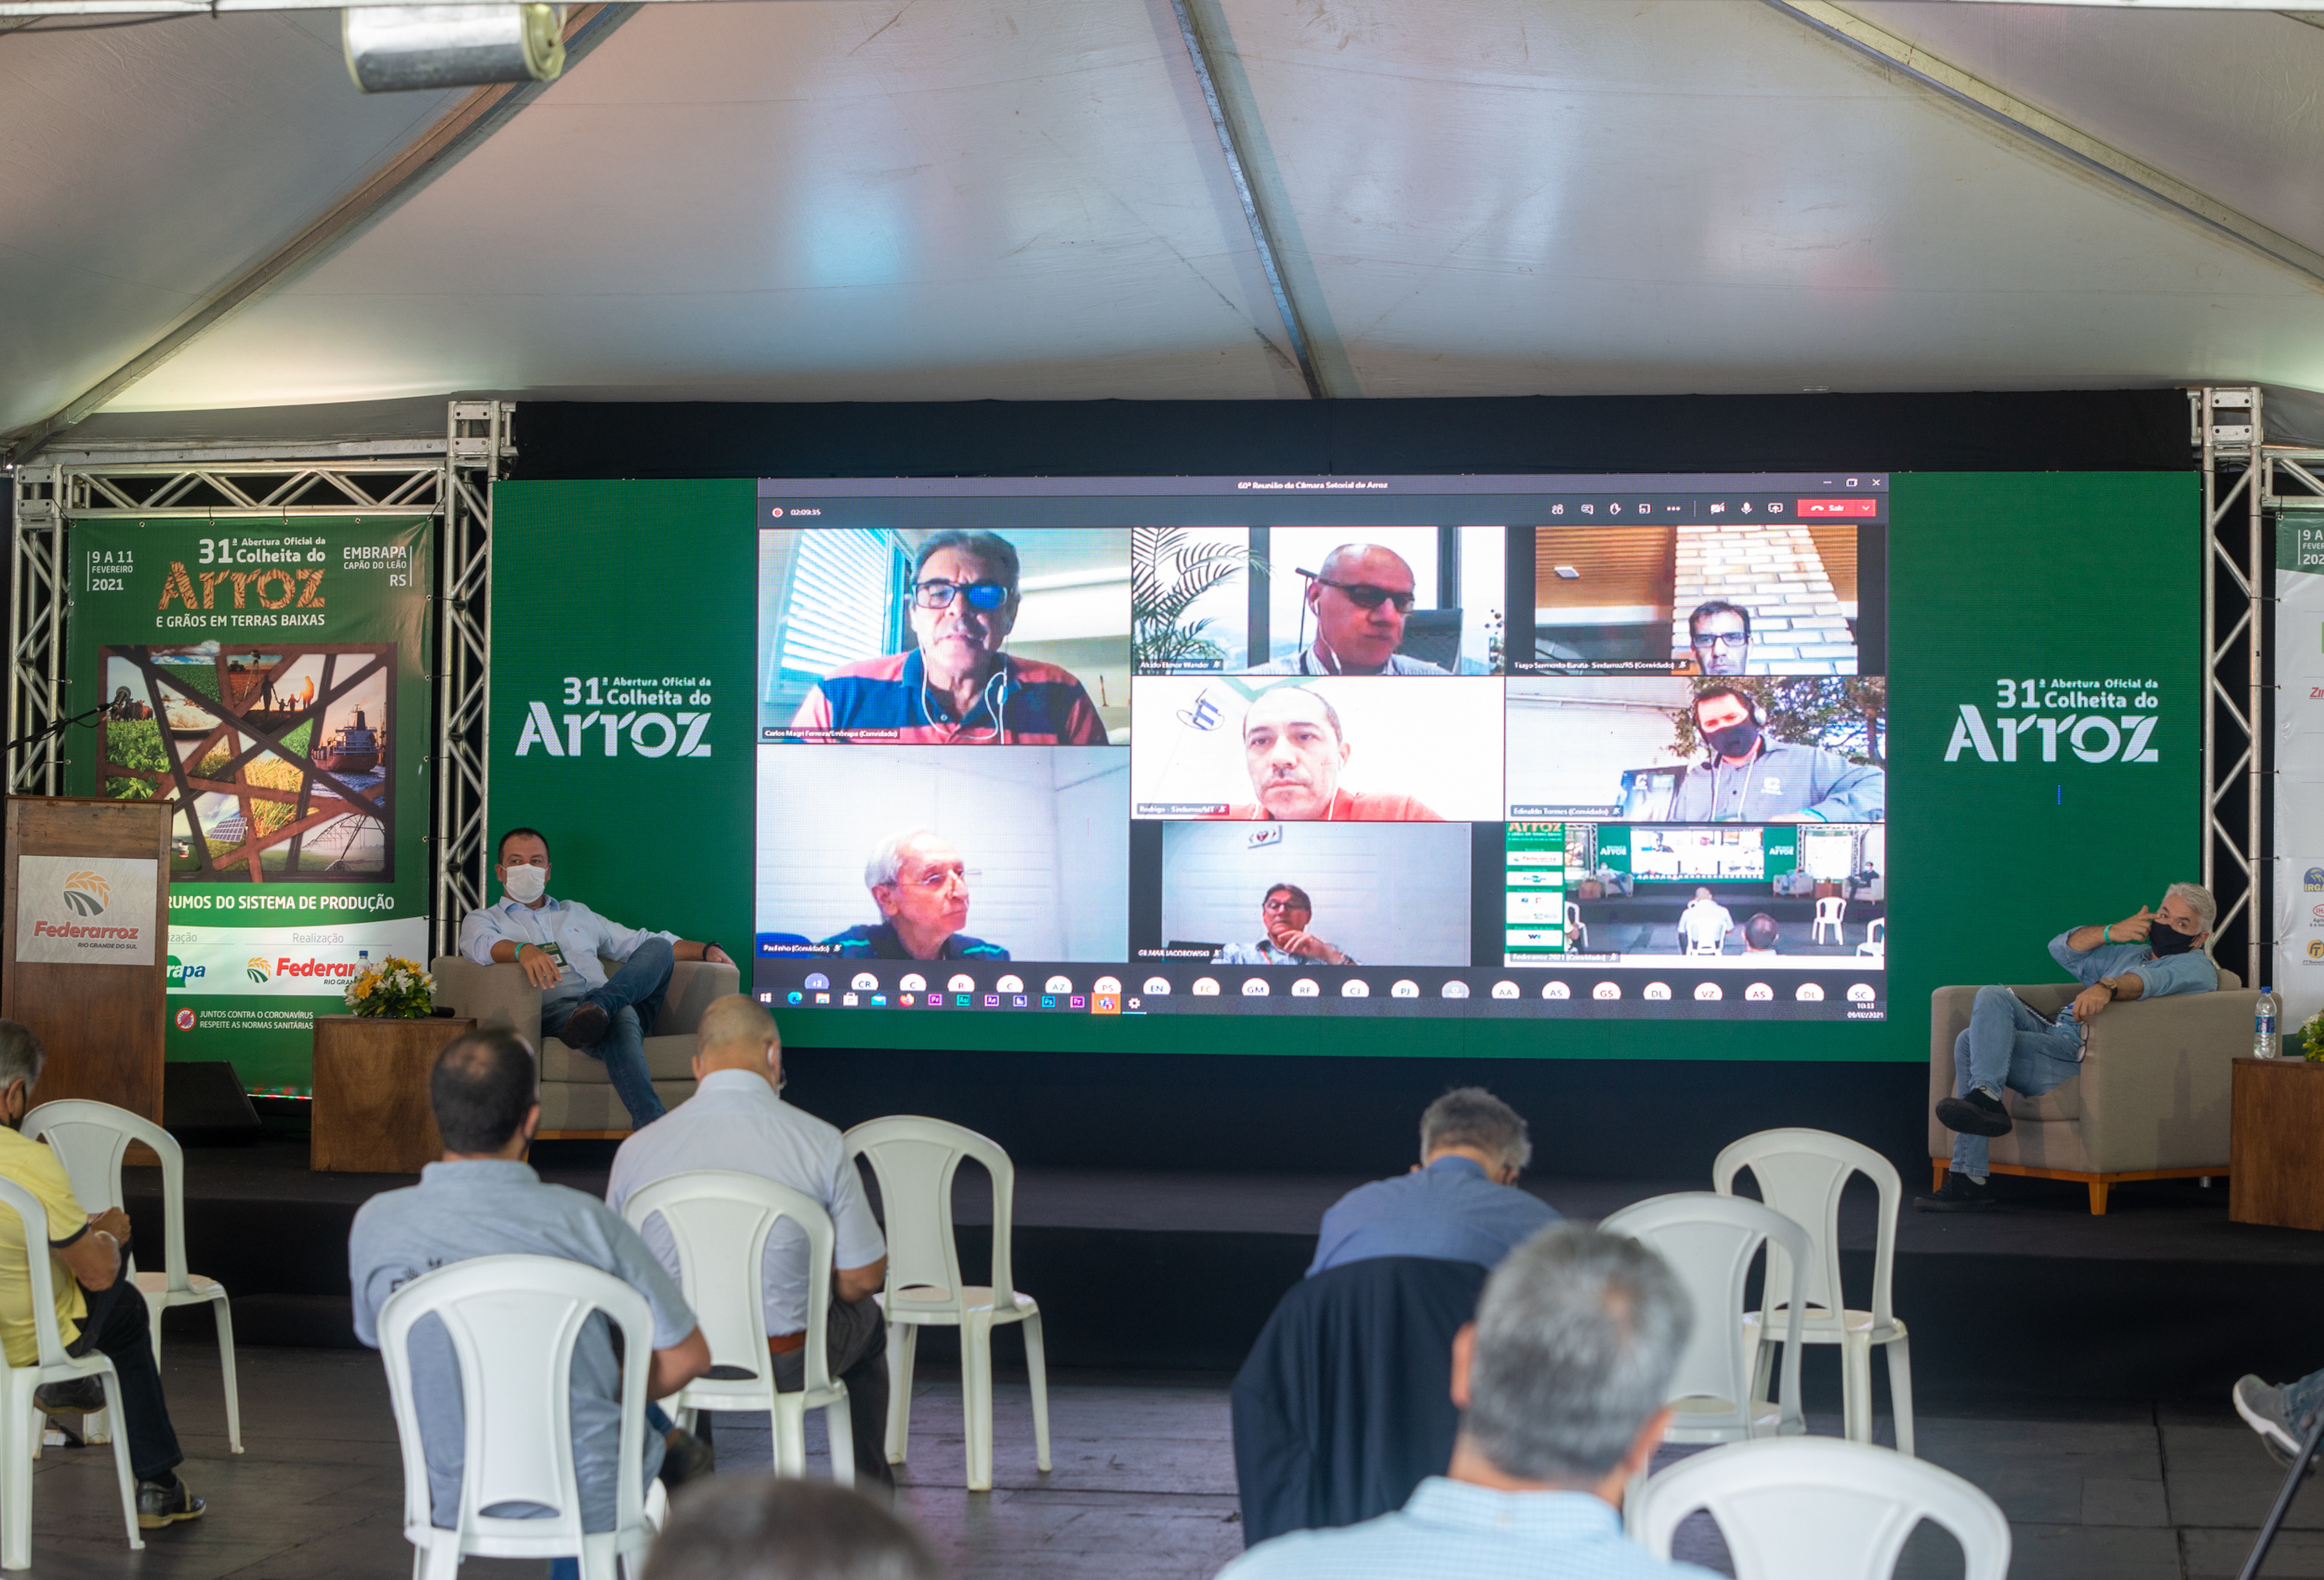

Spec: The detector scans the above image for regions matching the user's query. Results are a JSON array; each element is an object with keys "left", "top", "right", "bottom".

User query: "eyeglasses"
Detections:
[
  {"left": 913, "top": 579, "right": 1011, "bottom": 612},
  {"left": 1261, "top": 897, "right": 1305, "bottom": 914},
  {"left": 1691, "top": 631, "right": 1750, "bottom": 650},
  {"left": 1314, "top": 577, "right": 1416, "bottom": 613}
]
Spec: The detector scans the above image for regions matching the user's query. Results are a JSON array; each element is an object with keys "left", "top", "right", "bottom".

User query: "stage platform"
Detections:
[{"left": 138, "top": 1137, "right": 2324, "bottom": 1407}]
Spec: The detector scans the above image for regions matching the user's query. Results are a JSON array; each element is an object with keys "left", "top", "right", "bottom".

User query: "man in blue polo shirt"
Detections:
[
  {"left": 1310, "top": 1088, "right": 1560, "bottom": 1276},
  {"left": 1921, "top": 882, "right": 2219, "bottom": 1213}
]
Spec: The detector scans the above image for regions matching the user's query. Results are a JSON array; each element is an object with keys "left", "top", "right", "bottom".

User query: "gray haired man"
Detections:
[
  {"left": 1307, "top": 1088, "right": 1561, "bottom": 1276},
  {"left": 1921, "top": 882, "right": 2220, "bottom": 1213},
  {"left": 819, "top": 829, "right": 1010, "bottom": 961},
  {"left": 1222, "top": 1226, "right": 1718, "bottom": 1579}
]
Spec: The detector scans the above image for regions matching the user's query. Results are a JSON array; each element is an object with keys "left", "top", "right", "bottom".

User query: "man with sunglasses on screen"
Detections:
[
  {"left": 1252, "top": 544, "right": 1487, "bottom": 677},
  {"left": 1920, "top": 884, "right": 2217, "bottom": 1213},
  {"left": 788, "top": 530, "right": 1108, "bottom": 744}
]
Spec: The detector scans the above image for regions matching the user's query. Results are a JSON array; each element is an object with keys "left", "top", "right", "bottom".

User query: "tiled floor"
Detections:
[{"left": 18, "top": 1339, "right": 2323, "bottom": 1578}]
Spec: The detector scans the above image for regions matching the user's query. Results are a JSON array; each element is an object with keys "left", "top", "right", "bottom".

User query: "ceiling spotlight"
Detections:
[{"left": 343, "top": 4, "right": 564, "bottom": 93}]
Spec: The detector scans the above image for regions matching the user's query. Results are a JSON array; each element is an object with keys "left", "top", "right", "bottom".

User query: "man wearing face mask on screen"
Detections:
[
  {"left": 1920, "top": 885, "right": 2218, "bottom": 1213},
  {"left": 459, "top": 828, "right": 734, "bottom": 1129},
  {"left": 788, "top": 530, "right": 1108, "bottom": 744},
  {"left": 1668, "top": 686, "right": 1884, "bottom": 823}
]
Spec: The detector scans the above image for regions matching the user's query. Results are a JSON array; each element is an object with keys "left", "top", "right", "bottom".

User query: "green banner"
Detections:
[{"left": 66, "top": 519, "right": 434, "bottom": 1093}]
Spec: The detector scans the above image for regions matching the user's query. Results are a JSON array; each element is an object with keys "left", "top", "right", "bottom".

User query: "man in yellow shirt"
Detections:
[{"left": 0, "top": 1021, "right": 202, "bottom": 1527}]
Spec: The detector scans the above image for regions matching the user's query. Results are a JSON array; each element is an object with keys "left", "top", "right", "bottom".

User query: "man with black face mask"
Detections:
[
  {"left": 1669, "top": 686, "right": 1884, "bottom": 823},
  {"left": 1919, "top": 884, "right": 2219, "bottom": 1213}
]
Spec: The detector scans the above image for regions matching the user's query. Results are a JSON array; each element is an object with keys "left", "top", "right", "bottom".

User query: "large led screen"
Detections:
[{"left": 753, "top": 474, "right": 1889, "bottom": 1021}]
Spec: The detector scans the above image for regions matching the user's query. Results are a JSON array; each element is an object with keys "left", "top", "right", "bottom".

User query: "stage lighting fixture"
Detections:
[{"left": 342, "top": 3, "right": 563, "bottom": 93}]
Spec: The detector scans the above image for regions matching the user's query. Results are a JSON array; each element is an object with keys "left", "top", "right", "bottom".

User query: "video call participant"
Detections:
[
  {"left": 822, "top": 829, "right": 1010, "bottom": 961},
  {"left": 459, "top": 828, "right": 734, "bottom": 1130},
  {"left": 1215, "top": 883, "right": 1357, "bottom": 966},
  {"left": 1202, "top": 686, "right": 1445, "bottom": 823},
  {"left": 1920, "top": 885, "right": 2216, "bottom": 1213},
  {"left": 1253, "top": 544, "right": 1484, "bottom": 677},
  {"left": 1670, "top": 686, "right": 1885, "bottom": 823},
  {"left": 1742, "top": 913, "right": 1781, "bottom": 954},
  {"left": 1684, "top": 600, "right": 1752, "bottom": 676},
  {"left": 789, "top": 530, "right": 1108, "bottom": 744}
]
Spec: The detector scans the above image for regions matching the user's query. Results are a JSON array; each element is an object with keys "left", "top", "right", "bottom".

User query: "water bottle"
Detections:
[{"left": 2255, "top": 987, "right": 2280, "bottom": 1059}]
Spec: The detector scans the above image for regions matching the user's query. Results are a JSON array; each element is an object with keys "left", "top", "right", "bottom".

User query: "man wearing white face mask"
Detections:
[{"left": 457, "top": 827, "right": 734, "bottom": 1129}]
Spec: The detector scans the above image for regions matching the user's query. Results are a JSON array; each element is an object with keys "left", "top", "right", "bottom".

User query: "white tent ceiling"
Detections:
[{"left": 7, "top": 0, "right": 2324, "bottom": 442}]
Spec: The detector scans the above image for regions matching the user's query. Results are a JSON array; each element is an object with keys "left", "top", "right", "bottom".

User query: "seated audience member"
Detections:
[
  {"left": 1253, "top": 544, "right": 1485, "bottom": 677},
  {"left": 1676, "top": 888, "right": 1733, "bottom": 953},
  {"left": 0, "top": 1020, "right": 203, "bottom": 1528},
  {"left": 608, "top": 996, "right": 895, "bottom": 1489},
  {"left": 789, "top": 530, "right": 1107, "bottom": 744},
  {"left": 1683, "top": 599, "right": 1753, "bottom": 676},
  {"left": 1920, "top": 884, "right": 2218, "bottom": 1213},
  {"left": 644, "top": 1476, "right": 937, "bottom": 1580},
  {"left": 2236, "top": 1371, "right": 2324, "bottom": 1470},
  {"left": 1204, "top": 686, "right": 1444, "bottom": 823},
  {"left": 1216, "top": 883, "right": 1355, "bottom": 966},
  {"left": 459, "top": 827, "right": 733, "bottom": 1129},
  {"left": 1222, "top": 1225, "right": 1714, "bottom": 1580},
  {"left": 1670, "top": 687, "right": 1884, "bottom": 823},
  {"left": 350, "top": 1030, "right": 715, "bottom": 1568},
  {"left": 1741, "top": 912, "right": 1781, "bottom": 954},
  {"left": 1310, "top": 1089, "right": 1560, "bottom": 1276},
  {"left": 822, "top": 829, "right": 1008, "bottom": 960}
]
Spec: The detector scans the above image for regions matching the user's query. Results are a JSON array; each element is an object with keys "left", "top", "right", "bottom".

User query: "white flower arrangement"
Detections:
[{"left": 344, "top": 955, "right": 436, "bottom": 1019}]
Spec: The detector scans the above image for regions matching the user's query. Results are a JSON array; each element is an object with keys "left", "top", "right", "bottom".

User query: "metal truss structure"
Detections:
[
  {"left": 5, "top": 400, "right": 512, "bottom": 958},
  {"left": 2195, "top": 387, "right": 2268, "bottom": 988}
]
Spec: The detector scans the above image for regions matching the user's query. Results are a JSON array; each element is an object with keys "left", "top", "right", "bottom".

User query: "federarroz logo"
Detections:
[{"left": 60, "top": 871, "right": 109, "bottom": 916}]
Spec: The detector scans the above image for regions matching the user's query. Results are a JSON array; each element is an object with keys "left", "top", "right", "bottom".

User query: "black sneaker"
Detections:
[
  {"left": 1915, "top": 1173, "right": 1998, "bottom": 1213},
  {"left": 657, "top": 1426, "right": 715, "bottom": 1491},
  {"left": 1934, "top": 1088, "right": 2014, "bottom": 1138},
  {"left": 34, "top": 1376, "right": 105, "bottom": 1414},
  {"left": 2236, "top": 1376, "right": 2321, "bottom": 1473},
  {"left": 557, "top": 1002, "right": 611, "bottom": 1050},
  {"left": 137, "top": 1476, "right": 205, "bottom": 1529}
]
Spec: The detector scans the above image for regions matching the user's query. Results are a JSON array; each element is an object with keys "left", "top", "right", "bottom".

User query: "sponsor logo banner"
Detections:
[
  {"left": 12, "top": 856, "right": 157, "bottom": 965},
  {"left": 163, "top": 917, "right": 427, "bottom": 995}
]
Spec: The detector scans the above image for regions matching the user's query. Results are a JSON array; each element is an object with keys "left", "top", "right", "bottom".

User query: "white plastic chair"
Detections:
[
  {"left": 1856, "top": 919, "right": 1886, "bottom": 959},
  {"left": 1598, "top": 1192, "right": 1807, "bottom": 1444},
  {"left": 844, "top": 1116, "right": 1048, "bottom": 1492},
  {"left": 377, "top": 1254, "right": 664, "bottom": 1580},
  {"left": 21, "top": 1100, "right": 240, "bottom": 1455},
  {"left": 1634, "top": 1437, "right": 2009, "bottom": 1580},
  {"left": 1715, "top": 1127, "right": 1915, "bottom": 1455},
  {"left": 619, "top": 1170, "right": 852, "bottom": 1483},
  {"left": 1813, "top": 897, "right": 1847, "bottom": 944},
  {"left": 0, "top": 1173, "right": 143, "bottom": 1569},
  {"left": 1565, "top": 901, "right": 1589, "bottom": 950},
  {"left": 1683, "top": 913, "right": 1727, "bottom": 956}
]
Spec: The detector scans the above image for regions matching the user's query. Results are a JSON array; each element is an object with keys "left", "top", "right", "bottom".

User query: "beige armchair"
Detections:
[
  {"left": 430, "top": 955, "right": 740, "bottom": 1136},
  {"left": 1928, "top": 966, "right": 2252, "bottom": 1214}
]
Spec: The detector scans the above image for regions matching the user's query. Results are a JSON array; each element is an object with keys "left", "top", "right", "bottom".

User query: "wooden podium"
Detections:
[{"left": 1, "top": 797, "right": 170, "bottom": 1122}]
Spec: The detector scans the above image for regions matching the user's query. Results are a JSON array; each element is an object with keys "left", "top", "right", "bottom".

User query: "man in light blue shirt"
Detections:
[
  {"left": 606, "top": 995, "right": 895, "bottom": 1488},
  {"left": 458, "top": 826, "right": 735, "bottom": 1128},
  {"left": 1310, "top": 1089, "right": 1560, "bottom": 1276},
  {"left": 1921, "top": 882, "right": 2220, "bottom": 1213},
  {"left": 1215, "top": 883, "right": 1356, "bottom": 967},
  {"left": 1221, "top": 1225, "right": 1717, "bottom": 1580}
]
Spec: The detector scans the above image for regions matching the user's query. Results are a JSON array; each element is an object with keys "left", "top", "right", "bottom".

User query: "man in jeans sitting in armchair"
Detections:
[
  {"left": 1919, "top": 881, "right": 2217, "bottom": 1214},
  {"left": 457, "top": 827, "right": 735, "bottom": 1129}
]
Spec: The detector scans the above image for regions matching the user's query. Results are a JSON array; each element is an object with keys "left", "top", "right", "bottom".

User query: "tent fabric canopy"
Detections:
[{"left": 6, "top": 0, "right": 2324, "bottom": 439}]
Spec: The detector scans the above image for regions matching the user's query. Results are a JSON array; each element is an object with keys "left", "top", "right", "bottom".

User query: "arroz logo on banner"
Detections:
[
  {"left": 512, "top": 676, "right": 712, "bottom": 758},
  {"left": 1944, "top": 677, "right": 2161, "bottom": 764},
  {"left": 60, "top": 871, "right": 109, "bottom": 916}
]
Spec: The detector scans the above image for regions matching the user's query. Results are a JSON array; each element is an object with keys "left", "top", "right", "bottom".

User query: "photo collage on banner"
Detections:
[{"left": 752, "top": 475, "right": 1887, "bottom": 1020}]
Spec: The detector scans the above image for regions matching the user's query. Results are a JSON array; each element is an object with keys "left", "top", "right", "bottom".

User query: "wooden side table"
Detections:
[
  {"left": 2231, "top": 1056, "right": 2324, "bottom": 1229},
  {"left": 311, "top": 1014, "right": 474, "bottom": 1174}
]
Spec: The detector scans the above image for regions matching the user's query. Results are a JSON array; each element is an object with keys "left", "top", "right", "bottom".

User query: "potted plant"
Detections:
[
  {"left": 343, "top": 955, "right": 436, "bottom": 1019},
  {"left": 1131, "top": 527, "right": 1266, "bottom": 671}
]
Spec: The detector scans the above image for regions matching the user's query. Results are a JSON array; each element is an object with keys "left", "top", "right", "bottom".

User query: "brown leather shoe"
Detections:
[{"left": 557, "top": 1002, "right": 611, "bottom": 1049}]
